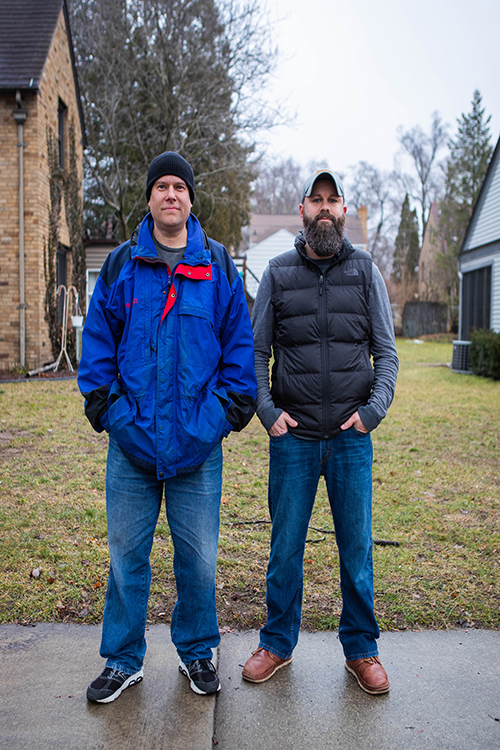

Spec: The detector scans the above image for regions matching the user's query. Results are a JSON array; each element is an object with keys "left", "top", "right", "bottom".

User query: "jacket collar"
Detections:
[
  {"left": 131, "top": 213, "right": 211, "bottom": 266},
  {"left": 294, "top": 230, "right": 355, "bottom": 267}
]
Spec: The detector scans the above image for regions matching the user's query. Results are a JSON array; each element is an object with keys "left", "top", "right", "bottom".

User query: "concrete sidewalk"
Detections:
[{"left": 0, "top": 624, "right": 499, "bottom": 750}]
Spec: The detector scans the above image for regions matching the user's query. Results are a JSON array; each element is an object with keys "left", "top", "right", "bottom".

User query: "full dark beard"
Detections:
[{"left": 303, "top": 211, "right": 346, "bottom": 257}]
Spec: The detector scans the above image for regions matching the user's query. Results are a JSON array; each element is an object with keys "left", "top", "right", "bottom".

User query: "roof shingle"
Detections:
[{"left": 0, "top": 0, "right": 63, "bottom": 89}]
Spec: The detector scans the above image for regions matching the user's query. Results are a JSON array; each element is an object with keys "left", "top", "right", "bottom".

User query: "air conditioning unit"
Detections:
[{"left": 452, "top": 340, "right": 472, "bottom": 374}]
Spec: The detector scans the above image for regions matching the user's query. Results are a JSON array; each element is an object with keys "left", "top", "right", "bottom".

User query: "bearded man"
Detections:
[{"left": 242, "top": 169, "right": 399, "bottom": 695}]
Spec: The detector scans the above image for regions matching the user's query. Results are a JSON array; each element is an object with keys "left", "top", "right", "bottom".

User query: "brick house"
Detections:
[
  {"left": 0, "top": 0, "right": 85, "bottom": 371},
  {"left": 418, "top": 201, "right": 445, "bottom": 302}
]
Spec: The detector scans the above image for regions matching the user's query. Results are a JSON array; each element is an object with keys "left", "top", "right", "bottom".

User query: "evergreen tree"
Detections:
[
  {"left": 437, "top": 90, "right": 493, "bottom": 308},
  {"left": 445, "top": 90, "right": 492, "bottom": 211},
  {"left": 392, "top": 194, "right": 420, "bottom": 300}
]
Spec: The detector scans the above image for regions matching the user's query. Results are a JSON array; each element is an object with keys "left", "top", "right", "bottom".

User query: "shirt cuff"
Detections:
[{"left": 357, "top": 404, "right": 380, "bottom": 433}]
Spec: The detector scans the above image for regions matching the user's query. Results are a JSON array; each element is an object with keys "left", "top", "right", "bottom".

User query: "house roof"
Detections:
[
  {"left": 248, "top": 215, "right": 302, "bottom": 244},
  {"left": 460, "top": 134, "right": 500, "bottom": 255},
  {"left": 0, "top": 0, "right": 86, "bottom": 144},
  {"left": 0, "top": 0, "right": 63, "bottom": 89},
  {"left": 247, "top": 212, "right": 368, "bottom": 248}
]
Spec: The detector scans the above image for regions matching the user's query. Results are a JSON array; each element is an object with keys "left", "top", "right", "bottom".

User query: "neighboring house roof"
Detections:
[
  {"left": 0, "top": 0, "right": 85, "bottom": 143},
  {"left": 245, "top": 229, "right": 296, "bottom": 298},
  {"left": 460, "top": 135, "right": 500, "bottom": 255},
  {"left": 248, "top": 215, "right": 302, "bottom": 245},
  {"left": 247, "top": 212, "right": 368, "bottom": 249}
]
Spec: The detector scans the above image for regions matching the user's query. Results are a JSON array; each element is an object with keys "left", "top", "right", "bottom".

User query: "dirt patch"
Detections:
[{"left": 0, "top": 369, "right": 77, "bottom": 382}]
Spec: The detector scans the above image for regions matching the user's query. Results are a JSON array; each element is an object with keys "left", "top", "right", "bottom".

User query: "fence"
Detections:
[{"left": 403, "top": 301, "right": 448, "bottom": 338}]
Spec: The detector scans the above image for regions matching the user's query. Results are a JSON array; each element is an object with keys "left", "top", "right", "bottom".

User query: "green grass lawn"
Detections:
[{"left": 0, "top": 338, "right": 499, "bottom": 631}]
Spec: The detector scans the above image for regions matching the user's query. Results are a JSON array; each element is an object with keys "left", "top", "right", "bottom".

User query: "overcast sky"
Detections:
[{"left": 257, "top": 0, "right": 500, "bottom": 180}]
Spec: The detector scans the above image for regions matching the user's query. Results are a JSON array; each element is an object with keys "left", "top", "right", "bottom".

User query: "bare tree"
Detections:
[
  {"left": 395, "top": 111, "right": 448, "bottom": 240},
  {"left": 70, "top": 0, "right": 277, "bottom": 248},
  {"left": 251, "top": 157, "right": 305, "bottom": 214},
  {"left": 251, "top": 156, "right": 340, "bottom": 215},
  {"left": 347, "top": 161, "right": 402, "bottom": 278}
]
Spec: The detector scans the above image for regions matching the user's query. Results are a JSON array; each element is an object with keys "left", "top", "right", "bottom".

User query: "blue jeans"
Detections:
[
  {"left": 259, "top": 428, "right": 380, "bottom": 661},
  {"left": 100, "top": 436, "right": 222, "bottom": 673}
]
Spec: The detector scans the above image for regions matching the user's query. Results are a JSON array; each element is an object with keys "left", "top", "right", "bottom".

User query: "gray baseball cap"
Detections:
[{"left": 302, "top": 169, "right": 344, "bottom": 202}]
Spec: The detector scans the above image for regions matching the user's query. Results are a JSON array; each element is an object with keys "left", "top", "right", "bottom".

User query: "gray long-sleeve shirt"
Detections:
[{"left": 251, "top": 254, "right": 399, "bottom": 434}]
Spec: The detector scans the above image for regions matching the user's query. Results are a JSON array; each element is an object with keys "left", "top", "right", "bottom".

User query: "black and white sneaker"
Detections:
[
  {"left": 87, "top": 666, "right": 144, "bottom": 703},
  {"left": 179, "top": 658, "right": 220, "bottom": 695}
]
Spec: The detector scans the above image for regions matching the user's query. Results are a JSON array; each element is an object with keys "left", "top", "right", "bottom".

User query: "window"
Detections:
[
  {"left": 461, "top": 266, "right": 491, "bottom": 340},
  {"left": 86, "top": 269, "right": 100, "bottom": 312},
  {"left": 58, "top": 98, "right": 67, "bottom": 170},
  {"left": 56, "top": 245, "right": 68, "bottom": 322}
]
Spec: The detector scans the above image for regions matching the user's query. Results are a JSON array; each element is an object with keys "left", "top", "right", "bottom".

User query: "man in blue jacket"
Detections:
[
  {"left": 78, "top": 152, "right": 257, "bottom": 701},
  {"left": 242, "top": 169, "right": 398, "bottom": 695}
]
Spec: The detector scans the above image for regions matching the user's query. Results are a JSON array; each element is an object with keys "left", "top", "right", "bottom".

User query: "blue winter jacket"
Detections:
[{"left": 78, "top": 213, "right": 257, "bottom": 480}]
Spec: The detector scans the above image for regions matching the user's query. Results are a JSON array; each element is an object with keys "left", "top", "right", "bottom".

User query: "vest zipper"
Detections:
[{"left": 318, "top": 273, "right": 330, "bottom": 438}]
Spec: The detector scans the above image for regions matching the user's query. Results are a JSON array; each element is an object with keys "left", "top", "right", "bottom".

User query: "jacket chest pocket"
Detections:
[
  {"left": 120, "top": 272, "right": 163, "bottom": 369},
  {"left": 176, "top": 305, "right": 222, "bottom": 397}
]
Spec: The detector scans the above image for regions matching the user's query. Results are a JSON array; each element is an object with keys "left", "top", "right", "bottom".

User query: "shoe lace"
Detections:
[
  {"left": 104, "top": 667, "right": 129, "bottom": 680},
  {"left": 363, "top": 657, "right": 379, "bottom": 664}
]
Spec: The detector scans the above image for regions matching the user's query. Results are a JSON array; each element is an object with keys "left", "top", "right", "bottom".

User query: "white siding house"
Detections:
[
  {"left": 458, "top": 136, "right": 500, "bottom": 340},
  {"left": 244, "top": 229, "right": 296, "bottom": 298}
]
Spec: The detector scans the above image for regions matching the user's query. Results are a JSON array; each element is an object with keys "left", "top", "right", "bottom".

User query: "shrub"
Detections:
[{"left": 470, "top": 329, "right": 500, "bottom": 380}]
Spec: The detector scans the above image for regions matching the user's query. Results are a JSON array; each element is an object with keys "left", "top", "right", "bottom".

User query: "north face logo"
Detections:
[{"left": 345, "top": 268, "right": 358, "bottom": 276}]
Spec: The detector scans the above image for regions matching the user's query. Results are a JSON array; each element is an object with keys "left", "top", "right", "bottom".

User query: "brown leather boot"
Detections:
[
  {"left": 242, "top": 647, "right": 292, "bottom": 683},
  {"left": 345, "top": 656, "right": 390, "bottom": 694}
]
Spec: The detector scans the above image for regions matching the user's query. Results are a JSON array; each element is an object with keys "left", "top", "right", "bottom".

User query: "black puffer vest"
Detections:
[{"left": 269, "top": 233, "right": 374, "bottom": 439}]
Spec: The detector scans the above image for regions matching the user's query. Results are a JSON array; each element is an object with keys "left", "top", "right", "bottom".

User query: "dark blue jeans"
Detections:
[
  {"left": 100, "top": 436, "right": 222, "bottom": 674},
  {"left": 259, "top": 428, "right": 380, "bottom": 661}
]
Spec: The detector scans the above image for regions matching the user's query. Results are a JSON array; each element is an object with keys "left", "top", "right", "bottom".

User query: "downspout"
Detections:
[
  {"left": 457, "top": 269, "right": 463, "bottom": 340},
  {"left": 13, "top": 91, "right": 27, "bottom": 368}
]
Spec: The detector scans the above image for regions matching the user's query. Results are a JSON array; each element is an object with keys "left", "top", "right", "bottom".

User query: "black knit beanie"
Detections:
[{"left": 145, "top": 152, "right": 195, "bottom": 204}]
